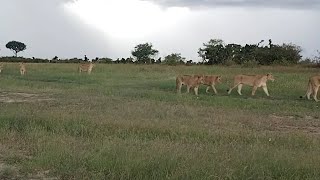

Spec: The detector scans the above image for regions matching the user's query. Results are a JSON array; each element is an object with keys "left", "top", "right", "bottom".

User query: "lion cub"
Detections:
[
  {"left": 301, "top": 75, "right": 320, "bottom": 102},
  {"left": 228, "top": 73, "right": 274, "bottom": 96},
  {"left": 202, "top": 75, "right": 222, "bottom": 94},
  {"left": 79, "top": 63, "right": 95, "bottom": 74},
  {"left": 19, "top": 62, "right": 26, "bottom": 75},
  {"left": 176, "top": 75, "right": 204, "bottom": 96}
]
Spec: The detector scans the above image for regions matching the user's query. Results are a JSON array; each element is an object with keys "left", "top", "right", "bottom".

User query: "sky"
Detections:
[{"left": 0, "top": 0, "right": 319, "bottom": 61}]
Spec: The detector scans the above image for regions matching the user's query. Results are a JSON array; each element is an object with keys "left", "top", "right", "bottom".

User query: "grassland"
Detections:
[{"left": 0, "top": 63, "right": 320, "bottom": 179}]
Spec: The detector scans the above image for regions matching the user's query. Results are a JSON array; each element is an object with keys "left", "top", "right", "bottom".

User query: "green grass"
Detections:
[{"left": 0, "top": 63, "right": 320, "bottom": 179}]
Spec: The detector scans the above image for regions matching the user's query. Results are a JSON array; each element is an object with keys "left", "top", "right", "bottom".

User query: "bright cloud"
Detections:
[{"left": 64, "top": 0, "right": 190, "bottom": 39}]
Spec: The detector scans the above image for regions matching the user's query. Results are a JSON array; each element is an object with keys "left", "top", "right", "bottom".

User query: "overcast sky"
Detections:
[{"left": 0, "top": 0, "right": 319, "bottom": 61}]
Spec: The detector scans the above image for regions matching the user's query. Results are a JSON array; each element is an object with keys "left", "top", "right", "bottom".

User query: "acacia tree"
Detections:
[
  {"left": 131, "top": 43, "right": 158, "bottom": 64},
  {"left": 6, "top": 41, "right": 26, "bottom": 57}
]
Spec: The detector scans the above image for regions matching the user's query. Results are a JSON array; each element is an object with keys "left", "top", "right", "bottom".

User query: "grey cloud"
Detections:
[
  {"left": 1, "top": 0, "right": 319, "bottom": 60},
  {"left": 0, "top": 0, "right": 111, "bottom": 59},
  {"left": 145, "top": 0, "right": 320, "bottom": 9}
]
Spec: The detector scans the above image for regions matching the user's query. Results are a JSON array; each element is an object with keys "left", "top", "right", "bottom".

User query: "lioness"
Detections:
[
  {"left": 202, "top": 75, "right": 222, "bottom": 94},
  {"left": 19, "top": 62, "right": 26, "bottom": 75},
  {"left": 0, "top": 63, "right": 4, "bottom": 73},
  {"left": 176, "top": 75, "right": 204, "bottom": 96},
  {"left": 228, "top": 73, "right": 274, "bottom": 96},
  {"left": 300, "top": 75, "right": 320, "bottom": 102},
  {"left": 79, "top": 63, "right": 95, "bottom": 74}
]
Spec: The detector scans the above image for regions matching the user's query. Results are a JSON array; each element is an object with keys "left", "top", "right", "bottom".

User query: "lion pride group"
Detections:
[
  {"left": 176, "top": 73, "right": 320, "bottom": 102},
  {"left": 0, "top": 62, "right": 319, "bottom": 102},
  {"left": 0, "top": 62, "right": 95, "bottom": 75}
]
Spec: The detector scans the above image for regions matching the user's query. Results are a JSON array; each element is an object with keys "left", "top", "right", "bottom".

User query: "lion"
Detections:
[
  {"left": 19, "top": 62, "right": 26, "bottom": 75},
  {"left": 0, "top": 63, "right": 4, "bottom": 73},
  {"left": 176, "top": 75, "right": 204, "bottom": 96},
  {"left": 202, "top": 75, "right": 222, "bottom": 94},
  {"left": 227, "top": 73, "right": 274, "bottom": 96},
  {"left": 300, "top": 75, "right": 320, "bottom": 102},
  {"left": 79, "top": 63, "right": 95, "bottom": 74}
]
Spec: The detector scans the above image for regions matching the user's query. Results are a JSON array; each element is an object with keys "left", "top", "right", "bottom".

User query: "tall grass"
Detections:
[{"left": 0, "top": 63, "right": 319, "bottom": 179}]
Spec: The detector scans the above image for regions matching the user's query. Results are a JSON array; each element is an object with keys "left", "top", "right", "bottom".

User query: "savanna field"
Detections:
[{"left": 0, "top": 63, "right": 320, "bottom": 179}]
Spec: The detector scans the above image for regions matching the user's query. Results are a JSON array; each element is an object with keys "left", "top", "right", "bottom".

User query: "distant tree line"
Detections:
[
  {"left": 0, "top": 39, "right": 319, "bottom": 67},
  {"left": 198, "top": 39, "right": 303, "bottom": 66}
]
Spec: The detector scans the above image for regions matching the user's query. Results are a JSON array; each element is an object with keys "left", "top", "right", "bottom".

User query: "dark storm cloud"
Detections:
[
  {"left": 146, "top": 0, "right": 320, "bottom": 9},
  {"left": 0, "top": 0, "right": 111, "bottom": 59}
]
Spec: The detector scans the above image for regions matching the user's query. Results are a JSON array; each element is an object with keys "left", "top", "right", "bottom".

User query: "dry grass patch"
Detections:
[{"left": 0, "top": 92, "right": 55, "bottom": 103}]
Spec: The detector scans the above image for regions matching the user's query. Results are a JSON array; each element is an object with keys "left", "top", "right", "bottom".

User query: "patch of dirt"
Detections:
[
  {"left": 0, "top": 143, "right": 57, "bottom": 180},
  {"left": 0, "top": 161, "right": 19, "bottom": 180},
  {"left": 275, "top": 125, "right": 320, "bottom": 134},
  {"left": 268, "top": 114, "right": 320, "bottom": 134},
  {"left": 0, "top": 161, "right": 57, "bottom": 180},
  {"left": 0, "top": 92, "right": 55, "bottom": 103}
]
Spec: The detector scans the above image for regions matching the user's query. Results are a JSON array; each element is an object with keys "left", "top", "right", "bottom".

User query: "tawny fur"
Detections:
[
  {"left": 228, "top": 73, "right": 274, "bottom": 96},
  {"left": 79, "top": 63, "right": 95, "bottom": 74},
  {"left": 300, "top": 75, "right": 320, "bottom": 102},
  {"left": 19, "top": 62, "right": 26, "bottom": 75},
  {"left": 0, "top": 63, "right": 4, "bottom": 73},
  {"left": 201, "top": 75, "right": 222, "bottom": 94},
  {"left": 176, "top": 75, "right": 204, "bottom": 96}
]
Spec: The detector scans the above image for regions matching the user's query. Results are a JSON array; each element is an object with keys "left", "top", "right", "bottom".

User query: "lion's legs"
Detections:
[
  {"left": 262, "top": 86, "right": 270, "bottom": 96},
  {"left": 251, "top": 86, "right": 258, "bottom": 96},
  {"left": 194, "top": 87, "right": 199, "bottom": 96},
  {"left": 306, "top": 91, "right": 312, "bottom": 100},
  {"left": 228, "top": 83, "right": 239, "bottom": 95},
  {"left": 237, "top": 84, "right": 243, "bottom": 95},
  {"left": 186, "top": 86, "right": 191, "bottom": 93},
  {"left": 176, "top": 83, "right": 182, "bottom": 94},
  {"left": 313, "top": 86, "right": 319, "bottom": 102},
  {"left": 306, "top": 85, "right": 312, "bottom": 100},
  {"left": 306, "top": 89, "right": 312, "bottom": 100},
  {"left": 20, "top": 69, "right": 25, "bottom": 76},
  {"left": 211, "top": 85, "right": 218, "bottom": 95},
  {"left": 206, "top": 86, "right": 210, "bottom": 93}
]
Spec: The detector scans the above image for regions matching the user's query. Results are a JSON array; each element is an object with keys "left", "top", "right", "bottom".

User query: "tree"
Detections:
[
  {"left": 131, "top": 43, "right": 159, "bottom": 64},
  {"left": 6, "top": 41, "right": 26, "bottom": 57},
  {"left": 268, "top": 39, "right": 273, "bottom": 48},
  {"left": 52, "top": 56, "right": 59, "bottom": 60},
  {"left": 314, "top": 50, "right": 320, "bottom": 63},
  {"left": 163, "top": 53, "right": 185, "bottom": 65},
  {"left": 257, "top": 40, "right": 264, "bottom": 47},
  {"left": 225, "top": 43, "right": 242, "bottom": 64},
  {"left": 277, "top": 43, "right": 302, "bottom": 64},
  {"left": 156, "top": 57, "right": 162, "bottom": 64},
  {"left": 198, "top": 39, "right": 226, "bottom": 65},
  {"left": 126, "top": 57, "right": 134, "bottom": 64},
  {"left": 198, "top": 38, "right": 303, "bottom": 65}
]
